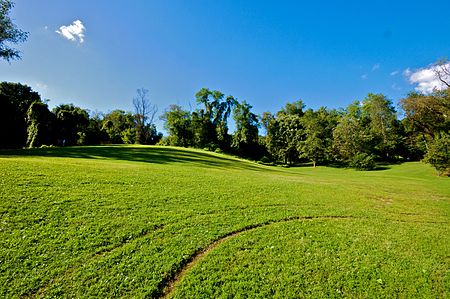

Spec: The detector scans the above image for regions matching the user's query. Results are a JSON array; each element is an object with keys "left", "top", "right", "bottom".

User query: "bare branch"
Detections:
[
  {"left": 133, "top": 88, "right": 157, "bottom": 126},
  {"left": 434, "top": 59, "right": 450, "bottom": 89}
]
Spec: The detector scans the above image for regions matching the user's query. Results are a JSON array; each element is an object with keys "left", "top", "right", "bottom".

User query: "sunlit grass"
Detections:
[{"left": 0, "top": 145, "right": 448, "bottom": 298}]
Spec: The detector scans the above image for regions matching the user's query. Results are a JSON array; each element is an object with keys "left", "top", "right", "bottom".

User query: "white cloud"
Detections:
[
  {"left": 56, "top": 20, "right": 85, "bottom": 43},
  {"left": 390, "top": 70, "right": 399, "bottom": 76},
  {"left": 372, "top": 63, "right": 380, "bottom": 71},
  {"left": 361, "top": 74, "right": 368, "bottom": 80},
  {"left": 405, "top": 63, "right": 450, "bottom": 94}
]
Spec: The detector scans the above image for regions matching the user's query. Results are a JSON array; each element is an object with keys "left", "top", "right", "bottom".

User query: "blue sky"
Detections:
[{"left": 1, "top": 0, "right": 450, "bottom": 130}]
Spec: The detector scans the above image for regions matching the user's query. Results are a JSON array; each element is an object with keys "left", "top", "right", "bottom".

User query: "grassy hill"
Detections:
[{"left": 1, "top": 145, "right": 449, "bottom": 298}]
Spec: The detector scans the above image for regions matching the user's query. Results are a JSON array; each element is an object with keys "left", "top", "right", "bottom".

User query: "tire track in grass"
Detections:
[
  {"left": 26, "top": 223, "right": 165, "bottom": 298},
  {"left": 157, "top": 215, "right": 354, "bottom": 299}
]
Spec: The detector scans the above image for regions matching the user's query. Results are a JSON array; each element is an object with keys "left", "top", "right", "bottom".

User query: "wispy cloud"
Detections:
[
  {"left": 56, "top": 20, "right": 86, "bottom": 43},
  {"left": 390, "top": 70, "right": 399, "bottom": 76},
  {"left": 404, "top": 63, "right": 450, "bottom": 94},
  {"left": 391, "top": 83, "right": 401, "bottom": 91},
  {"left": 36, "top": 82, "right": 48, "bottom": 90},
  {"left": 372, "top": 63, "right": 380, "bottom": 71},
  {"left": 361, "top": 74, "right": 368, "bottom": 80}
]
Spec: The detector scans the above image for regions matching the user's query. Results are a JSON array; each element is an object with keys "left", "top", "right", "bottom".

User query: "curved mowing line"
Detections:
[{"left": 157, "top": 215, "right": 354, "bottom": 299}]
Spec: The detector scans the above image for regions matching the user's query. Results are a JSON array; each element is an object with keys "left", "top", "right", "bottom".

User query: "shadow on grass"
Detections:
[
  {"left": 286, "top": 161, "right": 403, "bottom": 171},
  {"left": 0, "top": 145, "right": 268, "bottom": 171}
]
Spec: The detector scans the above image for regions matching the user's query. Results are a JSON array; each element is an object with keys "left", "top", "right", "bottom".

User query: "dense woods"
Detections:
[{"left": 1, "top": 81, "right": 448, "bottom": 175}]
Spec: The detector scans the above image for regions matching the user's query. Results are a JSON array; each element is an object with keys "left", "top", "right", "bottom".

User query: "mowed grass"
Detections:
[{"left": 0, "top": 145, "right": 449, "bottom": 298}]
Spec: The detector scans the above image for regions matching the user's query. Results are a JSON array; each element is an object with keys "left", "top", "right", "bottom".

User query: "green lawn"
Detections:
[{"left": 0, "top": 145, "right": 449, "bottom": 298}]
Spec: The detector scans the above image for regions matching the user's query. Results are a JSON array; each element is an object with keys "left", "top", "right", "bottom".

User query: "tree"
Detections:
[
  {"left": 277, "top": 99, "right": 305, "bottom": 117},
  {"left": 423, "top": 132, "right": 450, "bottom": 176},
  {"left": 434, "top": 58, "right": 450, "bottom": 89},
  {"left": 133, "top": 88, "right": 157, "bottom": 144},
  {"left": 102, "top": 110, "right": 136, "bottom": 144},
  {"left": 53, "top": 104, "right": 90, "bottom": 145},
  {"left": 193, "top": 88, "right": 238, "bottom": 150},
  {"left": 0, "top": 0, "right": 28, "bottom": 61},
  {"left": 84, "top": 112, "right": 108, "bottom": 145},
  {"left": 263, "top": 100, "right": 306, "bottom": 164},
  {"left": 0, "top": 82, "right": 41, "bottom": 148},
  {"left": 332, "top": 101, "right": 369, "bottom": 161},
  {"left": 298, "top": 108, "right": 337, "bottom": 167},
  {"left": 26, "top": 101, "right": 54, "bottom": 147},
  {"left": 232, "top": 101, "right": 259, "bottom": 157},
  {"left": 361, "top": 93, "right": 401, "bottom": 159},
  {"left": 215, "top": 95, "right": 238, "bottom": 149},
  {"left": 160, "top": 104, "right": 193, "bottom": 147},
  {"left": 400, "top": 90, "right": 450, "bottom": 150}
]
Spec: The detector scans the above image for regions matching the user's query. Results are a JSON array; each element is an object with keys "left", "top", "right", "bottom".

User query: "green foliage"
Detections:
[
  {"left": 0, "top": 0, "right": 28, "bottom": 61},
  {"left": 26, "top": 101, "right": 54, "bottom": 148},
  {"left": 102, "top": 110, "right": 135, "bottom": 144},
  {"left": 423, "top": 133, "right": 450, "bottom": 176},
  {"left": 0, "top": 146, "right": 448, "bottom": 298},
  {"left": 332, "top": 113, "right": 368, "bottom": 160},
  {"left": 160, "top": 105, "right": 193, "bottom": 147},
  {"left": 277, "top": 99, "right": 305, "bottom": 117},
  {"left": 232, "top": 101, "right": 259, "bottom": 157},
  {"left": 362, "top": 93, "right": 401, "bottom": 159},
  {"left": 53, "top": 104, "right": 90, "bottom": 146},
  {"left": 298, "top": 108, "right": 338, "bottom": 167},
  {"left": 0, "top": 82, "right": 42, "bottom": 148},
  {"left": 121, "top": 127, "right": 136, "bottom": 144},
  {"left": 264, "top": 111, "right": 304, "bottom": 164},
  {"left": 349, "top": 152, "right": 376, "bottom": 170},
  {"left": 401, "top": 90, "right": 450, "bottom": 142}
]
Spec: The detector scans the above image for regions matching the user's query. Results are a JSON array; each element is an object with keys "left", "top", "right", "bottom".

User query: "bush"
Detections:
[
  {"left": 349, "top": 153, "right": 376, "bottom": 170},
  {"left": 260, "top": 156, "right": 271, "bottom": 163},
  {"left": 423, "top": 134, "right": 449, "bottom": 176}
]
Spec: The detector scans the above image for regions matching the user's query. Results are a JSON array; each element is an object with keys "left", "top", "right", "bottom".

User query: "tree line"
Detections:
[
  {"left": 1, "top": 81, "right": 448, "bottom": 175},
  {"left": 0, "top": 83, "right": 162, "bottom": 148},
  {"left": 162, "top": 88, "right": 449, "bottom": 175},
  {"left": 1, "top": 0, "right": 448, "bottom": 174}
]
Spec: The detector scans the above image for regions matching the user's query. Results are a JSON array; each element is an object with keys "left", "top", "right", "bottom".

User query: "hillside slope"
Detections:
[{"left": 0, "top": 145, "right": 449, "bottom": 298}]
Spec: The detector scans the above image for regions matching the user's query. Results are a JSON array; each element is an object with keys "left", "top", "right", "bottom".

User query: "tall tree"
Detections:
[
  {"left": 133, "top": 88, "right": 157, "bottom": 144},
  {"left": 298, "top": 108, "right": 338, "bottom": 167},
  {"left": 361, "top": 93, "right": 401, "bottom": 159},
  {"left": 263, "top": 100, "right": 305, "bottom": 164},
  {"left": 84, "top": 112, "right": 108, "bottom": 145},
  {"left": 422, "top": 132, "right": 449, "bottom": 176},
  {"left": 0, "top": 0, "right": 28, "bottom": 61},
  {"left": 160, "top": 104, "right": 193, "bottom": 147},
  {"left": 26, "top": 101, "right": 54, "bottom": 148},
  {"left": 53, "top": 104, "right": 90, "bottom": 146},
  {"left": 400, "top": 90, "right": 450, "bottom": 150},
  {"left": 0, "top": 82, "right": 41, "bottom": 148},
  {"left": 194, "top": 88, "right": 237, "bottom": 150},
  {"left": 232, "top": 101, "right": 259, "bottom": 157},
  {"left": 332, "top": 101, "right": 369, "bottom": 161},
  {"left": 102, "top": 110, "right": 136, "bottom": 144}
]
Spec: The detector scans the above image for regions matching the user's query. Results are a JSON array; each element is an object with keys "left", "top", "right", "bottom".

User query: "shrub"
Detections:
[
  {"left": 260, "top": 156, "right": 271, "bottom": 163},
  {"left": 423, "top": 134, "right": 450, "bottom": 176},
  {"left": 349, "top": 153, "right": 376, "bottom": 170}
]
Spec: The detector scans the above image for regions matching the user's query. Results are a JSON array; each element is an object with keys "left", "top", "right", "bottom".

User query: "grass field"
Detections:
[{"left": 0, "top": 145, "right": 449, "bottom": 298}]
